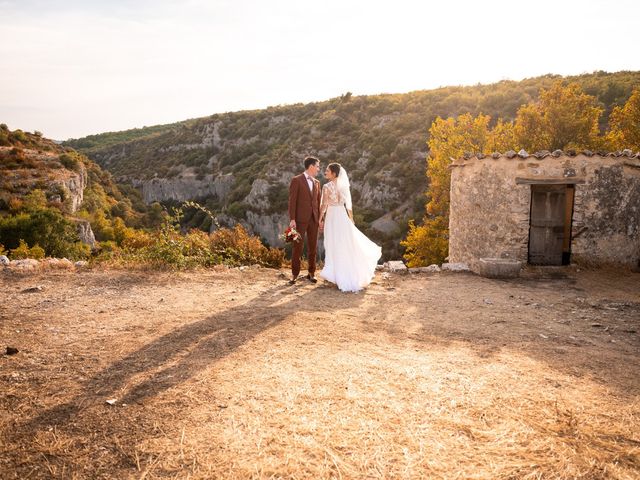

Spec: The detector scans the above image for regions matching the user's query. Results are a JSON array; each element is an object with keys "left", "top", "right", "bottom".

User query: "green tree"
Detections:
[
  {"left": 91, "top": 210, "right": 115, "bottom": 241},
  {"left": 22, "top": 189, "right": 48, "bottom": 212},
  {"left": 0, "top": 208, "right": 83, "bottom": 258},
  {"left": 146, "top": 202, "right": 166, "bottom": 228}
]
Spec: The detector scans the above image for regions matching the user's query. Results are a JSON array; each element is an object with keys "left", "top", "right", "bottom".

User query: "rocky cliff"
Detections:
[{"left": 141, "top": 173, "right": 234, "bottom": 204}]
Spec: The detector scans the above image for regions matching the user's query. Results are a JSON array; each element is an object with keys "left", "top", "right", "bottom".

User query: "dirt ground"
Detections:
[{"left": 1, "top": 265, "right": 639, "bottom": 479}]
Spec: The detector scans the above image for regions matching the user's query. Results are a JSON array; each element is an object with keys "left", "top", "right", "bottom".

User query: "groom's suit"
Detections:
[{"left": 288, "top": 173, "right": 321, "bottom": 278}]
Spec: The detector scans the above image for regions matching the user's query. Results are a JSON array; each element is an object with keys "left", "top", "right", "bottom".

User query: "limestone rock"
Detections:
[
  {"left": 0, "top": 255, "right": 9, "bottom": 266},
  {"left": 75, "top": 219, "right": 96, "bottom": 248},
  {"left": 409, "top": 264, "right": 441, "bottom": 274},
  {"left": 384, "top": 261, "right": 408, "bottom": 273},
  {"left": 43, "top": 258, "right": 74, "bottom": 270},
  {"left": 245, "top": 179, "right": 272, "bottom": 210},
  {"left": 59, "top": 258, "right": 74, "bottom": 269},
  {"left": 441, "top": 262, "right": 470, "bottom": 272},
  {"left": 75, "top": 261, "right": 88, "bottom": 268},
  {"left": 371, "top": 212, "right": 399, "bottom": 234},
  {"left": 22, "top": 285, "right": 44, "bottom": 293},
  {"left": 58, "top": 169, "right": 87, "bottom": 213},
  {"left": 142, "top": 174, "right": 234, "bottom": 203},
  {"left": 10, "top": 259, "right": 40, "bottom": 271},
  {"left": 244, "top": 211, "right": 289, "bottom": 248}
]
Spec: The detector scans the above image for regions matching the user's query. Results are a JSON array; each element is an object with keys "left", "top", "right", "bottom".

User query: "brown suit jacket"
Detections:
[{"left": 289, "top": 173, "right": 321, "bottom": 224}]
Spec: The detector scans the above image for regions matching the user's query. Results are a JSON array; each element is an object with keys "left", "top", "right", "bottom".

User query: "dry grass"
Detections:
[{"left": 0, "top": 266, "right": 639, "bottom": 479}]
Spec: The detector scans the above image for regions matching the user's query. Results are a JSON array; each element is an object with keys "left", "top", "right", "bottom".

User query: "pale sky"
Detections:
[{"left": 1, "top": 0, "right": 639, "bottom": 140}]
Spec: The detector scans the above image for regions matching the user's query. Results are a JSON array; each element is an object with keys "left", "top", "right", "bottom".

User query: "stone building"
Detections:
[{"left": 448, "top": 150, "right": 640, "bottom": 273}]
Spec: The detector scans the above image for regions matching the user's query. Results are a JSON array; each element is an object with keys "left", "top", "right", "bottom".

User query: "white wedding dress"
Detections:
[{"left": 320, "top": 168, "right": 382, "bottom": 292}]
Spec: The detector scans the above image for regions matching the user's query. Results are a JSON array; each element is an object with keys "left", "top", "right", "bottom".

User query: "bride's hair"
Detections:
[{"left": 327, "top": 163, "right": 341, "bottom": 178}]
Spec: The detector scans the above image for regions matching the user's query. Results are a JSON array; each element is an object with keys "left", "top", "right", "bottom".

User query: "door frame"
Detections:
[{"left": 526, "top": 183, "right": 576, "bottom": 266}]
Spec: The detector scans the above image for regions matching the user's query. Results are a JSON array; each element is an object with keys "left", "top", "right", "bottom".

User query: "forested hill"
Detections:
[{"left": 64, "top": 71, "right": 640, "bottom": 256}]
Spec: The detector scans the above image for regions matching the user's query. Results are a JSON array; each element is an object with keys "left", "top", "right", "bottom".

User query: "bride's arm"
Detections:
[{"left": 319, "top": 184, "right": 329, "bottom": 228}]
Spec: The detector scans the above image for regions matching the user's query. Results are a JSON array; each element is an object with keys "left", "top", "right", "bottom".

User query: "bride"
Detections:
[{"left": 319, "top": 163, "right": 382, "bottom": 292}]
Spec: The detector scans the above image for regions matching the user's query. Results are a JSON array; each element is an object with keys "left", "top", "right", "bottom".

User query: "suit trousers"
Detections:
[{"left": 291, "top": 220, "right": 319, "bottom": 278}]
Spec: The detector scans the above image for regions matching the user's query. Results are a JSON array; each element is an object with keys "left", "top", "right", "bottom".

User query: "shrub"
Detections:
[
  {"left": 8, "top": 197, "right": 23, "bottom": 213},
  {"left": 90, "top": 211, "right": 115, "bottom": 241},
  {"left": 10, "top": 147, "right": 25, "bottom": 160},
  {"left": 121, "top": 228, "right": 154, "bottom": 249},
  {"left": 9, "top": 239, "right": 31, "bottom": 259},
  {"left": 22, "top": 189, "right": 48, "bottom": 212},
  {"left": 0, "top": 208, "right": 86, "bottom": 259},
  {"left": 65, "top": 241, "right": 91, "bottom": 260},
  {"left": 401, "top": 217, "right": 449, "bottom": 267},
  {"left": 9, "top": 239, "right": 45, "bottom": 260},
  {"left": 227, "top": 201, "right": 247, "bottom": 219},
  {"left": 59, "top": 153, "right": 82, "bottom": 172},
  {"left": 84, "top": 201, "right": 282, "bottom": 269},
  {"left": 210, "top": 224, "right": 284, "bottom": 268},
  {"left": 10, "top": 130, "right": 28, "bottom": 144}
]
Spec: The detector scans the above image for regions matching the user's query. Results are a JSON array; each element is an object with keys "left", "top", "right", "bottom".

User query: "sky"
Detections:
[{"left": 1, "top": 0, "right": 639, "bottom": 140}]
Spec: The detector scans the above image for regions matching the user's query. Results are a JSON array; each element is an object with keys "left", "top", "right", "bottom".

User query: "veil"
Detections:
[{"left": 337, "top": 166, "right": 352, "bottom": 211}]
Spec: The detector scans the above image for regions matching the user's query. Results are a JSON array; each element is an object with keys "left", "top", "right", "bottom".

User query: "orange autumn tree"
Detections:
[
  {"left": 514, "top": 81, "right": 604, "bottom": 152},
  {"left": 401, "top": 114, "right": 492, "bottom": 267},
  {"left": 607, "top": 87, "right": 640, "bottom": 150}
]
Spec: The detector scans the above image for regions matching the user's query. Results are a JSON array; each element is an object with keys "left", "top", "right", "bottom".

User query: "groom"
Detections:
[{"left": 288, "top": 156, "right": 321, "bottom": 284}]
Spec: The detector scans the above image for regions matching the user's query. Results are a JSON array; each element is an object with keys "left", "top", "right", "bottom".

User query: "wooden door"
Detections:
[{"left": 528, "top": 185, "right": 568, "bottom": 265}]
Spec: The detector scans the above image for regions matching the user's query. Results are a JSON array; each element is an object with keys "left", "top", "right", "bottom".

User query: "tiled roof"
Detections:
[{"left": 457, "top": 149, "right": 640, "bottom": 161}]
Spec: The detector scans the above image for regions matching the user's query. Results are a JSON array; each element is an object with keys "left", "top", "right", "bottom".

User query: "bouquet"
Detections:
[{"left": 280, "top": 226, "right": 302, "bottom": 243}]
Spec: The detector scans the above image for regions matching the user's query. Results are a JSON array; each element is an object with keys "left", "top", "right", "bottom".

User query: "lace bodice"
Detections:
[
  {"left": 321, "top": 181, "right": 342, "bottom": 206},
  {"left": 321, "top": 181, "right": 352, "bottom": 220}
]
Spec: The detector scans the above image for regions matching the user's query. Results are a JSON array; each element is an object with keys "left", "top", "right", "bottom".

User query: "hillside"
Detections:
[
  {"left": 65, "top": 71, "right": 640, "bottom": 257},
  {"left": 0, "top": 124, "right": 149, "bottom": 256}
]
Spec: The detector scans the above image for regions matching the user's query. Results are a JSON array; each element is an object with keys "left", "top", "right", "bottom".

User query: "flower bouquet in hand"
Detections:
[{"left": 281, "top": 226, "right": 302, "bottom": 243}]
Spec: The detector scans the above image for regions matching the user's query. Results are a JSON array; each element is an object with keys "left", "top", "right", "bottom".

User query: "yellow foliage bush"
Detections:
[
  {"left": 8, "top": 197, "right": 23, "bottom": 213},
  {"left": 401, "top": 218, "right": 449, "bottom": 267},
  {"left": 210, "top": 224, "right": 284, "bottom": 268},
  {"left": 121, "top": 228, "right": 154, "bottom": 249},
  {"left": 9, "top": 239, "right": 45, "bottom": 260}
]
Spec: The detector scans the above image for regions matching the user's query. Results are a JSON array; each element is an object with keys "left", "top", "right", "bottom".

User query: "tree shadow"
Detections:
[{"left": 20, "top": 280, "right": 365, "bottom": 433}]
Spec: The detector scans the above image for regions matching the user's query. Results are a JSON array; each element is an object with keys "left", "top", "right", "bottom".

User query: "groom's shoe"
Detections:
[
  {"left": 289, "top": 276, "right": 298, "bottom": 285},
  {"left": 306, "top": 274, "right": 318, "bottom": 284}
]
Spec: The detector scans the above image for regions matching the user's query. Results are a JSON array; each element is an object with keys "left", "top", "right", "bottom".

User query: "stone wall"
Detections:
[{"left": 449, "top": 151, "right": 640, "bottom": 271}]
